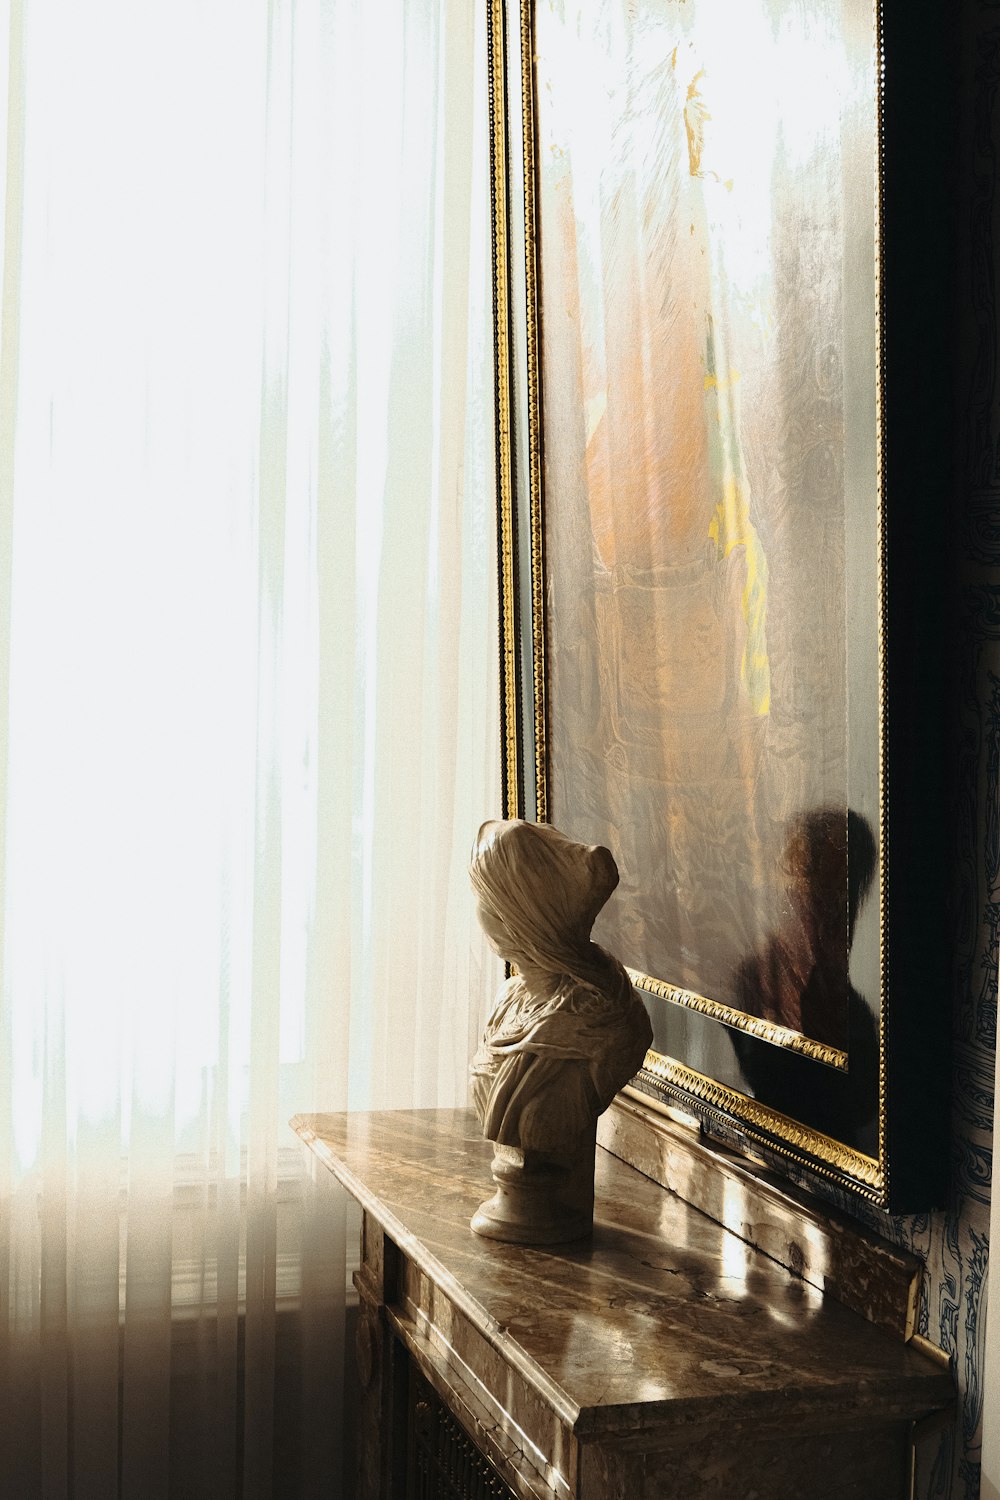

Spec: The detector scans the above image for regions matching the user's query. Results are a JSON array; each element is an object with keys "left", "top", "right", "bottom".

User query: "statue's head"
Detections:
[{"left": 469, "top": 819, "right": 618, "bottom": 971}]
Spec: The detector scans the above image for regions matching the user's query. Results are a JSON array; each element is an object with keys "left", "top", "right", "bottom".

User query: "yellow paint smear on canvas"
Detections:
[{"left": 707, "top": 477, "right": 771, "bottom": 717}]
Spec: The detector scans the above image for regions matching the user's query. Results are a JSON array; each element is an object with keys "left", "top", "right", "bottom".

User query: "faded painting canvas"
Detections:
[{"left": 538, "top": 0, "right": 879, "bottom": 1055}]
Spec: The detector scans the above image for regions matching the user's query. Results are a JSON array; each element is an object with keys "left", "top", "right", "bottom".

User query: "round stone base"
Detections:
[
  {"left": 469, "top": 1141, "right": 595, "bottom": 1245},
  {"left": 470, "top": 1191, "right": 592, "bottom": 1245}
]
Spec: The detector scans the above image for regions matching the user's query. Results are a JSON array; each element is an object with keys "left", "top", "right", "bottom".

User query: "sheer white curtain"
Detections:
[{"left": 0, "top": 0, "right": 498, "bottom": 1494}]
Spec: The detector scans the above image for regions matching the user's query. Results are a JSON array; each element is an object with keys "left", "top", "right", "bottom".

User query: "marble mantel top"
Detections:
[{"left": 292, "top": 1107, "right": 951, "bottom": 1441}]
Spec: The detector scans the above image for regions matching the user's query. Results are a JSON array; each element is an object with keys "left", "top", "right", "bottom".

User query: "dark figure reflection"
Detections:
[{"left": 731, "top": 809, "right": 879, "bottom": 1138}]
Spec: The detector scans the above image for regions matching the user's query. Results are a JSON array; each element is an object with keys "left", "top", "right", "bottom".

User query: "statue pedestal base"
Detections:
[{"left": 470, "top": 1130, "right": 596, "bottom": 1245}]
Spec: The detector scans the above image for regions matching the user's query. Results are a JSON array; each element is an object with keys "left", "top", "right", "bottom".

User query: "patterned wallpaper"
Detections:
[{"left": 893, "top": 5, "right": 999, "bottom": 1494}]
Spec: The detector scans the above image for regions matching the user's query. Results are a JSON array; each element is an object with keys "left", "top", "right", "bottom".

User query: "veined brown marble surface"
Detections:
[
  {"left": 292, "top": 1106, "right": 951, "bottom": 1442},
  {"left": 600, "top": 1091, "right": 925, "bottom": 1340}
]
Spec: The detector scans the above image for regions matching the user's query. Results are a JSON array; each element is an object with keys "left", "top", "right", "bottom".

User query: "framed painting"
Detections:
[{"left": 488, "top": 0, "right": 953, "bottom": 1209}]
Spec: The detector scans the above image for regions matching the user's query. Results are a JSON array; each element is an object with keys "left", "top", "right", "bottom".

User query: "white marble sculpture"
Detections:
[{"left": 468, "top": 819, "right": 653, "bottom": 1244}]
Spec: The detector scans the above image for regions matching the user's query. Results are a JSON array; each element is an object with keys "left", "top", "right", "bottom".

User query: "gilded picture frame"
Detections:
[{"left": 488, "top": 0, "right": 953, "bottom": 1209}]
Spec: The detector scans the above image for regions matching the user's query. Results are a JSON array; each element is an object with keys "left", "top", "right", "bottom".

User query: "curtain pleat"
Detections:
[{"left": 0, "top": 0, "right": 497, "bottom": 1494}]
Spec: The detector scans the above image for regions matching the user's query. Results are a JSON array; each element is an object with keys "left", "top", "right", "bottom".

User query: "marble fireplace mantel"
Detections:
[{"left": 292, "top": 1106, "right": 952, "bottom": 1500}]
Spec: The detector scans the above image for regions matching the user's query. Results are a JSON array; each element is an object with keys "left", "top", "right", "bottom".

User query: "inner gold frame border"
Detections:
[{"left": 487, "top": 0, "right": 889, "bottom": 1205}]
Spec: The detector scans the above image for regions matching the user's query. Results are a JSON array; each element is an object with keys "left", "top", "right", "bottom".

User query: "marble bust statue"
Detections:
[{"left": 468, "top": 818, "right": 653, "bottom": 1244}]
